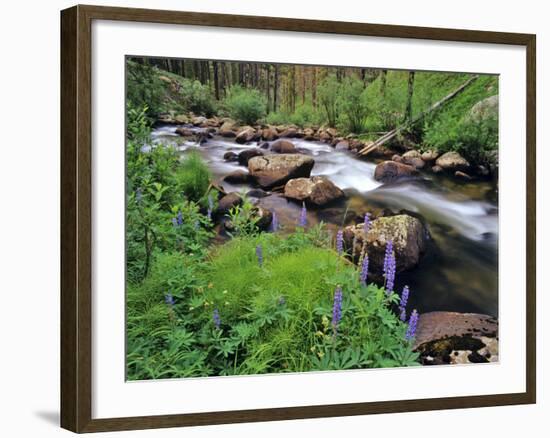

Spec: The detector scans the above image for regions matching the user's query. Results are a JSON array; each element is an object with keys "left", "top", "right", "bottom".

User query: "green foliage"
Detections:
[
  {"left": 317, "top": 74, "right": 340, "bottom": 127},
  {"left": 177, "top": 79, "right": 216, "bottom": 117},
  {"left": 226, "top": 196, "right": 260, "bottom": 237},
  {"left": 127, "top": 62, "right": 166, "bottom": 120},
  {"left": 126, "top": 105, "right": 214, "bottom": 282},
  {"left": 127, "top": 227, "right": 419, "bottom": 380},
  {"left": 224, "top": 85, "right": 267, "bottom": 125},
  {"left": 127, "top": 60, "right": 215, "bottom": 119},
  {"left": 175, "top": 151, "right": 211, "bottom": 203},
  {"left": 337, "top": 77, "right": 368, "bottom": 134}
]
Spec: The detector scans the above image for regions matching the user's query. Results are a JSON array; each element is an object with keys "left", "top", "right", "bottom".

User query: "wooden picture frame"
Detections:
[{"left": 60, "top": 4, "right": 536, "bottom": 433}]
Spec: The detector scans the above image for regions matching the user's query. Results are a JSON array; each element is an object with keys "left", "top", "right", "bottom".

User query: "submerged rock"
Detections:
[
  {"left": 175, "top": 126, "right": 195, "bottom": 137},
  {"left": 413, "top": 311, "right": 498, "bottom": 365},
  {"left": 374, "top": 161, "right": 419, "bottom": 183},
  {"left": 248, "top": 154, "right": 315, "bottom": 189},
  {"left": 342, "top": 214, "right": 427, "bottom": 276},
  {"left": 284, "top": 176, "right": 345, "bottom": 207},
  {"left": 223, "top": 151, "right": 238, "bottom": 162}
]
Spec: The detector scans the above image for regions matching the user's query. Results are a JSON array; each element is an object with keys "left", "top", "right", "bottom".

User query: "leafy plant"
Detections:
[{"left": 224, "top": 85, "right": 267, "bottom": 125}]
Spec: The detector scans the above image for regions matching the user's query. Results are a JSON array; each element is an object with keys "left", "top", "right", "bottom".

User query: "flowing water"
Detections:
[{"left": 151, "top": 125, "right": 499, "bottom": 317}]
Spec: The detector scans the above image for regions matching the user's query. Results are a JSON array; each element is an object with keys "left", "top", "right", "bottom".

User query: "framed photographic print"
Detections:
[{"left": 60, "top": 4, "right": 536, "bottom": 433}]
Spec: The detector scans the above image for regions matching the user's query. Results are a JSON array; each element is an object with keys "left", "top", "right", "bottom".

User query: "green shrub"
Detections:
[
  {"left": 317, "top": 74, "right": 340, "bottom": 127},
  {"left": 175, "top": 151, "right": 211, "bottom": 203},
  {"left": 224, "top": 85, "right": 267, "bottom": 125},
  {"left": 337, "top": 77, "right": 368, "bottom": 134},
  {"left": 127, "top": 62, "right": 166, "bottom": 120},
  {"left": 178, "top": 79, "right": 216, "bottom": 117}
]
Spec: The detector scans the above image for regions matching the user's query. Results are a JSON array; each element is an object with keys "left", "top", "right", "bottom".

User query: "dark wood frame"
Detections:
[{"left": 60, "top": 4, "right": 536, "bottom": 433}]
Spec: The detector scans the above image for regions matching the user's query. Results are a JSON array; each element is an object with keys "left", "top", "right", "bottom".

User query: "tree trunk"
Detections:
[
  {"left": 273, "top": 64, "right": 279, "bottom": 112},
  {"left": 404, "top": 71, "right": 415, "bottom": 123},
  {"left": 213, "top": 62, "right": 220, "bottom": 100},
  {"left": 380, "top": 70, "right": 387, "bottom": 96}
]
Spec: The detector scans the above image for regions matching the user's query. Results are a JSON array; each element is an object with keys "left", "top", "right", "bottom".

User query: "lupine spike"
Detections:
[
  {"left": 399, "top": 285, "right": 410, "bottom": 321},
  {"left": 331, "top": 286, "right": 343, "bottom": 332},
  {"left": 359, "top": 254, "right": 369, "bottom": 284},
  {"left": 383, "top": 240, "right": 396, "bottom": 294},
  {"left": 164, "top": 293, "right": 175, "bottom": 306},
  {"left": 213, "top": 308, "right": 221, "bottom": 329},
  {"left": 336, "top": 229, "right": 344, "bottom": 256},
  {"left": 363, "top": 213, "right": 371, "bottom": 234},
  {"left": 176, "top": 210, "right": 183, "bottom": 226},
  {"left": 271, "top": 210, "right": 279, "bottom": 232},
  {"left": 405, "top": 309, "right": 419, "bottom": 341},
  {"left": 298, "top": 202, "right": 307, "bottom": 227},
  {"left": 207, "top": 208, "right": 212, "bottom": 221},
  {"left": 256, "top": 244, "right": 263, "bottom": 267},
  {"left": 136, "top": 187, "right": 143, "bottom": 204},
  {"left": 277, "top": 296, "right": 286, "bottom": 306}
]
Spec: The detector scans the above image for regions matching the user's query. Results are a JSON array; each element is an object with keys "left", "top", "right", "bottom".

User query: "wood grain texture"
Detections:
[{"left": 60, "top": 4, "right": 537, "bottom": 433}]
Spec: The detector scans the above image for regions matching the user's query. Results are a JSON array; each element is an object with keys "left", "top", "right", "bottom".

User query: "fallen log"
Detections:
[{"left": 359, "top": 75, "right": 480, "bottom": 156}]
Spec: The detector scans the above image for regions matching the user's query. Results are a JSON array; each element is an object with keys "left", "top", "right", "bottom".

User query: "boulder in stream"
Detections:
[
  {"left": 235, "top": 127, "right": 257, "bottom": 144},
  {"left": 223, "top": 170, "right": 250, "bottom": 184},
  {"left": 284, "top": 176, "right": 345, "bottom": 207},
  {"left": 223, "top": 151, "right": 238, "bottom": 162},
  {"left": 435, "top": 151, "right": 471, "bottom": 172},
  {"left": 216, "top": 192, "right": 242, "bottom": 215},
  {"left": 342, "top": 214, "right": 427, "bottom": 276},
  {"left": 413, "top": 311, "right": 498, "bottom": 365},
  {"left": 401, "top": 150, "right": 425, "bottom": 169},
  {"left": 248, "top": 154, "right": 315, "bottom": 189},
  {"left": 271, "top": 139, "right": 297, "bottom": 154},
  {"left": 374, "top": 160, "right": 419, "bottom": 183},
  {"left": 238, "top": 148, "right": 264, "bottom": 166},
  {"left": 219, "top": 119, "right": 239, "bottom": 137}
]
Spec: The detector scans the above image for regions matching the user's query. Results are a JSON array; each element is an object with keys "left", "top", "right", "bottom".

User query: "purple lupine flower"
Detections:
[
  {"left": 256, "top": 244, "right": 263, "bottom": 267},
  {"left": 298, "top": 202, "right": 307, "bottom": 227},
  {"left": 359, "top": 254, "right": 369, "bottom": 284},
  {"left": 271, "top": 210, "right": 279, "bottom": 232},
  {"left": 277, "top": 296, "right": 286, "bottom": 306},
  {"left": 400, "top": 307, "right": 407, "bottom": 322},
  {"left": 136, "top": 187, "right": 142, "bottom": 204},
  {"left": 385, "top": 255, "right": 396, "bottom": 294},
  {"left": 172, "top": 217, "right": 178, "bottom": 227},
  {"left": 383, "top": 240, "right": 394, "bottom": 274},
  {"left": 363, "top": 213, "right": 371, "bottom": 234},
  {"left": 383, "top": 240, "right": 396, "bottom": 294},
  {"left": 405, "top": 309, "right": 419, "bottom": 341},
  {"left": 331, "top": 286, "right": 343, "bottom": 331},
  {"left": 336, "top": 229, "right": 344, "bottom": 256},
  {"left": 176, "top": 210, "right": 183, "bottom": 226},
  {"left": 164, "top": 293, "right": 175, "bottom": 307},
  {"left": 399, "top": 286, "right": 410, "bottom": 321},
  {"left": 213, "top": 308, "right": 221, "bottom": 329}
]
